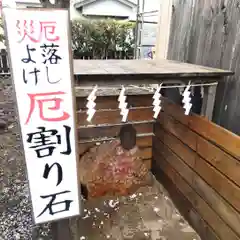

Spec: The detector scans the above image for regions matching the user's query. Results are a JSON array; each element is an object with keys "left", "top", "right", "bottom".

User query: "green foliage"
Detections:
[
  {"left": 72, "top": 19, "right": 135, "bottom": 59},
  {"left": 0, "top": 19, "right": 5, "bottom": 43}
]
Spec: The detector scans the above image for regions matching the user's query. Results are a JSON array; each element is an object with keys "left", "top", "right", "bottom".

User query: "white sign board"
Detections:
[
  {"left": 4, "top": 8, "right": 80, "bottom": 224},
  {"left": 141, "top": 23, "right": 157, "bottom": 46}
]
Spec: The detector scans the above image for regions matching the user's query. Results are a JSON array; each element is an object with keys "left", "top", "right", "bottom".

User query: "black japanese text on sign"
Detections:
[{"left": 4, "top": 9, "right": 80, "bottom": 224}]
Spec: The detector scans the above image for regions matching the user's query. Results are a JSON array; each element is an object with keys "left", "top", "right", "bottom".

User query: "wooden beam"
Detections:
[
  {"left": 201, "top": 85, "right": 218, "bottom": 120},
  {"left": 77, "top": 107, "right": 153, "bottom": 126},
  {"left": 76, "top": 95, "right": 153, "bottom": 110},
  {"left": 51, "top": 219, "right": 72, "bottom": 240},
  {"left": 78, "top": 122, "right": 153, "bottom": 140},
  {"left": 155, "top": 0, "right": 173, "bottom": 59}
]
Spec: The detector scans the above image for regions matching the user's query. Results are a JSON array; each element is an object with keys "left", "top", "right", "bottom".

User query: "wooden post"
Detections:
[
  {"left": 1, "top": 49, "right": 8, "bottom": 73},
  {"left": 155, "top": 0, "right": 173, "bottom": 60},
  {"left": 201, "top": 85, "right": 217, "bottom": 121},
  {"left": 51, "top": 220, "right": 72, "bottom": 240},
  {"left": 134, "top": 0, "right": 140, "bottom": 59}
]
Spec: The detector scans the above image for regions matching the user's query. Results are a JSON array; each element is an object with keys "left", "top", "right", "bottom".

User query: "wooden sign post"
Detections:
[
  {"left": 155, "top": 0, "right": 173, "bottom": 60},
  {"left": 3, "top": 7, "right": 81, "bottom": 231}
]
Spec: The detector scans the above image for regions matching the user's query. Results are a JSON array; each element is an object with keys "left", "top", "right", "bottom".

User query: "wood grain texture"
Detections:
[
  {"left": 154, "top": 131, "right": 240, "bottom": 237},
  {"left": 73, "top": 59, "right": 232, "bottom": 77},
  {"left": 155, "top": 121, "right": 240, "bottom": 188},
  {"left": 78, "top": 123, "right": 152, "bottom": 140},
  {"left": 153, "top": 143, "right": 240, "bottom": 240},
  {"left": 155, "top": 0, "right": 173, "bottom": 60},
  {"left": 76, "top": 95, "right": 153, "bottom": 110},
  {"left": 200, "top": 85, "right": 217, "bottom": 120},
  {"left": 162, "top": 98, "right": 240, "bottom": 159},
  {"left": 156, "top": 113, "right": 240, "bottom": 211},
  {"left": 152, "top": 159, "right": 220, "bottom": 240},
  {"left": 77, "top": 107, "right": 153, "bottom": 126},
  {"left": 168, "top": 0, "right": 240, "bottom": 135},
  {"left": 75, "top": 86, "right": 154, "bottom": 97}
]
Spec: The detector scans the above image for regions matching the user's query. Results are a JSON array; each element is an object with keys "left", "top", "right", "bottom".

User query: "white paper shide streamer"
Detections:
[
  {"left": 118, "top": 86, "right": 129, "bottom": 122},
  {"left": 182, "top": 82, "right": 192, "bottom": 115},
  {"left": 153, "top": 84, "right": 162, "bottom": 119},
  {"left": 87, "top": 85, "right": 98, "bottom": 122}
]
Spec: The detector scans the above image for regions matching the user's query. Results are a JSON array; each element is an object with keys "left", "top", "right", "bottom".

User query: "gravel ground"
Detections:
[
  {"left": 77, "top": 182, "right": 201, "bottom": 240},
  {"left": 0, "top": 77, "right": 51, "bottom": 240}
]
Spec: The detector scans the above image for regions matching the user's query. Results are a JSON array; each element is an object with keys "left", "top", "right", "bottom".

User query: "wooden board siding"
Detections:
[
  {"left": 161, "top": 98, "right": 240, "bottom": 159},
  {"left": 77, "top": 107, "right": 154, "bottom": 126},
  {"left": 76, "top": 95, "right": 154, "bottom": 110},
  {"left": 78, "top": 122, "right": 153, "bottom": 140},
  {"left": 152, "top": 160, "right": 220, "bottom": 240},
  {"left": 77, "top": 95, "right": 154, "bottom": 169},
  {"left": 167, "top": 0, "right": 240, "bottom": 135},
  {"left": 152, "top": 154, "right": 237, "bottom": 240},
  {"left": 153, "top": 98, "right": 240, "bottom": 239}
]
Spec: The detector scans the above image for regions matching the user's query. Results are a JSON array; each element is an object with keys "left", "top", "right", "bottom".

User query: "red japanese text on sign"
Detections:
[
  {"left": 16, "top": 20, "right": 60, "bottom": 43},
  {"left": 25, "top": 91, "right": 70, "bottom": 125}
]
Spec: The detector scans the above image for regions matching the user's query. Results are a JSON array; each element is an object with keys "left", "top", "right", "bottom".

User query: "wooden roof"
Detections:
[
  {"left": 73, "top": 59, "right": 233, "bottom": 86},
  {"left": 74, "top": 59, "right": 233, "bottom": 77}
]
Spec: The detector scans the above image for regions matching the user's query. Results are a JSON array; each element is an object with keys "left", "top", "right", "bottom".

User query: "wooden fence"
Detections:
[
  {"left": 153, "top": 97, "right": 240, "bottom": 240},
  {"left": 167, "top": 0, "right": 240, "bottom": 135}
]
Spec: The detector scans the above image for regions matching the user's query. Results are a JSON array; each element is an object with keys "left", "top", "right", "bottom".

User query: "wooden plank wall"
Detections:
[
  {"left": 76, "top": 94, "right": 154, "bottom": 169},
  {"left": 152, "top": 98, "right": 240, "bottom": 240},
  {"left": 168, "top": 0, "right": 240, "bottom": 135}
]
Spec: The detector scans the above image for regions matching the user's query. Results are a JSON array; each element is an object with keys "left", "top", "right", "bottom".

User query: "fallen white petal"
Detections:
[
  {"left": 154, "top": 207, "right": 160, "bottom": 212},
  {"left": 109, "top": 200, "right": 119, "bottom": 208},
  {"left": 130, "top": 194, "right": 137, "bottom": 199},
  {"left": 94, "top": 208, "right": 100, "bottom": 212}
]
